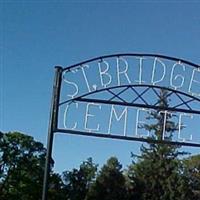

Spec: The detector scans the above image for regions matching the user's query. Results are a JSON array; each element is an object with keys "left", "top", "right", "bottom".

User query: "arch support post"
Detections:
[{"left": 42, "top": 66, "right": 62, "bottom": 200}]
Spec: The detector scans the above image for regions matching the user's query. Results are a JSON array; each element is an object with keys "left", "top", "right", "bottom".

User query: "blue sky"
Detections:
[{"left": 1, "top": 0, "right": 200, "bottom": 173}]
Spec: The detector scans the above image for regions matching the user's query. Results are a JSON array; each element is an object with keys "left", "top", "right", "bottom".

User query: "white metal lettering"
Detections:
[
  {"left": 189, "top": 68, "right": 200, "bottom": 96},
  {"left": 151, "top": 57, "right": 166, "bottom": 85},
  {"left": 178, "top": 113, "right": 193, "bottom": 142},
  {"left": 84, "top": 103, "right": 101, "bottom": 132},
  {"left": 116, "top": 57, "right": 131, "bottom": 86},
  {"left": 63, "top": 70, "right": 79, "bottom": 99},
  {"left": 98, "top": 60, "right": 112, "bottom": 88},
  {"left": 108, "top": 105, "right": 128, "bottom": 136},
  {"left": 135, "top": 57, "right": 145, "bottom": 84},
  {"left": 135, "top": 109, "right": 149, "bottom": 138},
  {"left": 81, "top": 65, "right": 92, "bottom": 92},
  {"left": 64, "top": 103, "right": 78, "bottom": 129},
  {"left": 170, "top": 61, "right": 185, "bottom": 90},
  {"left": 158, "top": 110, "right": 170, "bottom": 140}
]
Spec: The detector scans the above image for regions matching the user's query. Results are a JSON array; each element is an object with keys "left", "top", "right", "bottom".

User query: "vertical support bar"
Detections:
[{"left": 42, "top": 66, "right": 63, "bottom": 200}]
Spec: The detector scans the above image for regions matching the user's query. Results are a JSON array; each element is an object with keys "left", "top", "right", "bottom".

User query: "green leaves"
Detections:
[
  {"left": 0, "top": 132, "right": 46, "bottom": 200},
  {"left": 0, "top": 131, "right": 62, "bottom": 200},
  {"left": 62, "top": 158, "right": 97, "bottom": 200},
  {"left": 183, "top": 155, "right": 200, "bottom": 199},
  {"left": 85, "top": 157, "right": 127, "bottom": 200},
  {"left": 0, "top": 128, "right": 199, "bottom": 200}
]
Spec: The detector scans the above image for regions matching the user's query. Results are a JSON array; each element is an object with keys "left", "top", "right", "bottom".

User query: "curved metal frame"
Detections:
[
  {"left": 60, "top": 84, "right": 200, "bottom": 115},
  {"left": 63, "top": 53, "right": 200, "bottom": 71},
  {"left": 42, "top": 54, "right": 200, "bottom": 200}
]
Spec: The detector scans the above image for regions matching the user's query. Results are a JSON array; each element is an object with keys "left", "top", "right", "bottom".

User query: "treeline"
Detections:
[
  {"left": 1, "top": 91, "right": 200, "bottom": 199},
  {"left": 0, "top": 131, "right": 200, "bottom": 200}
]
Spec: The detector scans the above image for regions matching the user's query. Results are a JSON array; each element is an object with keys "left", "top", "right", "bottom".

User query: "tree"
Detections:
[
  {"left": 62, "top": 157, "right": 98, "bottom": 200},
  {"left": 48, "top": 173, "right": 66, "bottom": 200},
  {"left": 85, "top": 157, "right": 128, "bottom": 200},
  {"left": 183, "top": 154, "right": 200, "bottom": 199},
  {"left": 0, "top": 131, "right": 64, "bottom": 200},
  {"left": 127, "top": 90, "right": 194, "bottom": 200},
  {"left": 0, "top": 131, "right": 46, "bottom": 199}
]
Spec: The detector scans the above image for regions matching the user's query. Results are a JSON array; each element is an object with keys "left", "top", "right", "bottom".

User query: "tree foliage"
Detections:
[
  {"left": 0, "top": 131, "right": 63, "bottom": 200},
  {"left": 0, "top": 132, "right": 46, "bottom": 199},
  {"left": 85, "top": 157, "right": 128, "bottom": 200},
  {"left": 127, "top": 90, "right": 194, "bottom": 200},
  {"left": 62, "top": 157, "right": 97, "bottom": 200},
  {"left": 1, "top": 105, "right": 199, "bottom": 200},
  {"left": 183, "top": 154, "right": 200, "bottom": 199}
]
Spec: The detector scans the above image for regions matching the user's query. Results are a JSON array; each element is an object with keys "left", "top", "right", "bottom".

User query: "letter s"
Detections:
[{"left": 63, "top": 70, "right": 79, "bottom": 99}]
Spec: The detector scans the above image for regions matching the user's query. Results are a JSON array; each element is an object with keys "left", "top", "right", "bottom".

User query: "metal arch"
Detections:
[
  {"left": 60, "top": 84, "right": 200, "bottom": 104},
  {"left": 55, "top": 128, "right": 200, "bottom": 148},
  {"left": 60, "top": 84, "right": 200, "bottom": 115},
  {"left": 43, "top": 54, "right": 200, "bottom": 200},
  {"left": 62, "top": 53, "right": 200, "bottom": 71}
]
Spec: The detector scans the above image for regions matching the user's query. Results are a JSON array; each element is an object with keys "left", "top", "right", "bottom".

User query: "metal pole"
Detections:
[{"left": 42, "top": 66, "right": 63, "bottom": 200}]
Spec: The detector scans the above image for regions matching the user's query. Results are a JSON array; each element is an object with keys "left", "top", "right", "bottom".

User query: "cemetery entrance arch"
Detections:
[{"left": 42, "top": 53, "right": 200, "bottom": 200}]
